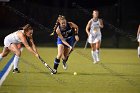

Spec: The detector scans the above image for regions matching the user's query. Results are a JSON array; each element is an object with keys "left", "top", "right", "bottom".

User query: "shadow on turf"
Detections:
[
  {"left": 21, "top": 71, "right": 51, "bottom": 74},
  {"left": 57, "top": 72, "right": 140, "bottom": 77},
  {"left": 19, "top": 71, "right": 115, "bottom": 76},
  {"left": 57, "top": 72, "right": 112, "bottom": 76},
  {"left": 20, "top": 58, "right": 67, "bottom": 85},
  {"left": 105, "top": 62, "right": 140, "bottom": 66}
]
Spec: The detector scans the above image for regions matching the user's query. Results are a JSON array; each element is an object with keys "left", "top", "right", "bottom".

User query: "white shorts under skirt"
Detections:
[{"left": 4, "top": 35, "right": 20, "bottom": 47}]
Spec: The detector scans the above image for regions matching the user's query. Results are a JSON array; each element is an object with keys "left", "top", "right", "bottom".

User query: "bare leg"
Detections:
[
  {"left": 8, "top": 44, "right": 21, "bottom": 72},
  {"left": 138, "top": 42, "right": 140, "bottom": 58},
  {"left": 95, "top": 40, "right": 101, "bottom": 61},
  {"left": 53, "top": 44, "right": 64, "bottom": 72},
  {"left": 62, "top": 47, "right": 69, "bottom": 70},
  {"left": 8, "top": 44, "right": 21, "bottom": 57},
  {"left": 96, "top": 40, "right": 101, "bottom": 50},
  {"left": 0, "top": 47, "right": 10, "bottom": 61},
  {"left": 56, "top": 44, "right": 64, "bottom": 59},
  {"left": 90, "top": 43, "right": 97, "bottom": 63}
]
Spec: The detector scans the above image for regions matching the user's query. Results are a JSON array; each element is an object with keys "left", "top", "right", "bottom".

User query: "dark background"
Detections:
[{"left": 0, "top": 0, "right": 139, "bottom": 48}]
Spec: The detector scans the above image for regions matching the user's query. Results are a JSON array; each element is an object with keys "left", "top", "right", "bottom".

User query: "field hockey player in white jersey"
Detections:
[
  {"left": 86, "top": 10, "right": 104, "bottom": 64},
  {"left": 0, "top": 24, "right": 39, "bottom": 73}
]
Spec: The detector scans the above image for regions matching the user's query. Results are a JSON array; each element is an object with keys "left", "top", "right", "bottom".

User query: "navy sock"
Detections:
[
  {"left": 54, "top": 58, "right": 60, "bottom": 70},
  {"left": 62, "top": 59, "right": 67, "bottom": 64}
]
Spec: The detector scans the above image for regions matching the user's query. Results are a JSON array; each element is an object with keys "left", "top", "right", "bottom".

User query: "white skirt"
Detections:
[
  {"left": 88, "top": 32, "right": 101, "bottom": 43},
  {"left": 4, "top": 36, "right": 12, "bottom": 47},
  {"left": 4, "top": 35, "right": 20, "bottom": 47}
]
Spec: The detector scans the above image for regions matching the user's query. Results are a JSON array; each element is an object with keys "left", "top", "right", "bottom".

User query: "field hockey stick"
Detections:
[
  {"left": 38, "top": 56, "right": 55, "bottom": 73},
  {"left": 84, "top": 38, "right": 88, "bottom": 49},
  {"left": 69, "top": 41, "right": 77, "bottom": 54},
  {"left": 66, "top": 41, "right": 77, "bottom": 61}
]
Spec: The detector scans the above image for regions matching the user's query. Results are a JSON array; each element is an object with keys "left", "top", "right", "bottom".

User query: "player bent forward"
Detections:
[{"left": 0, "top": 24, "right": 39, "bottom": 73}]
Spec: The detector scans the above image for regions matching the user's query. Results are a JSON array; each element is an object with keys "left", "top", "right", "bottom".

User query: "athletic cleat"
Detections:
[
  {"left": 93, "top": 61, "right": 98, "bottom": 64},
  {"left": 62, "top": 62, "right": 68, "bottom": 70},
  {"left": 13, "top": 68, "right": 20, "bottom": 73},
  {"left": 96, "top": 58, "right": 100, "bottom": 62},
  {"left": 51, "top": 69, "right": 57, "bottom": 74},
  {"left": 93, "top": 59, "right": 100, "bottom": 64},
  {"left": 138, "top": 55, "right": 140, "bottom": 58}
]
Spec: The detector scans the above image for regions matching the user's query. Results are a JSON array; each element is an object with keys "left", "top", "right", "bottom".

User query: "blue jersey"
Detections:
[
  {"left": 57, "top": 23, "right": 75, "bottom": 46},
  {"left": 58, "top": 23, "right": 74, "bottom": 39}
]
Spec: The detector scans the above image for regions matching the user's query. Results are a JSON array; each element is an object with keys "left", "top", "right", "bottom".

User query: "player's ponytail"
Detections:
[
  {"left": 50, "top": 19, "right": 59, "bottom": 36},
  {"left": 50, "top": 15, "right": 65, "bottom": 36},
  {"left": 22, "top": 24, "right": 33, "bottom": 33}
]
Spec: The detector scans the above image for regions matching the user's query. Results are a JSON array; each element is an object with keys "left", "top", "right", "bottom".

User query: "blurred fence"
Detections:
[{"left": 0, "top": 1, "right": 139, "bottom": 48}]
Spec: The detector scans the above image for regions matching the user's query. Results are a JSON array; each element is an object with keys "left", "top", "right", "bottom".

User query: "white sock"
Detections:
[
  {"left": 91, "top": 51, "right": 97, "bottom": 62},
  {"left": 0, "top": 54, "right": 3, "bottom": 61},
  {"left": 13, "top": 55, "right": 20, "bottom": 69},
  {"left": 20, "top": 47, "right": 23, "bottom": 52},
  {"left": 95, "top": 50, "right": 100, "bottom": 61},
  {"left": 138, "top": 47, "right": 140, "bottom": 56}
]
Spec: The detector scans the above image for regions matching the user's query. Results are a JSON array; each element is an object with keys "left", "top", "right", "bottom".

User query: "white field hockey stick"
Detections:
[
  {"left": 84, "top": 38, "right": 88, "bottom": 49},
  {"left": 38, "top": 56, "right": 55, "bottom": 73}
]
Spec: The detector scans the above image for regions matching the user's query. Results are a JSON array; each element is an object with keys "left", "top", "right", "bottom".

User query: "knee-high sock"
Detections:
[
  {"left": 91, "top": 51, "right": 97, "bottom": 61},
  {"left": 95, "top": 49, "right": 100, "bottom": 61},
  {"left": 0, "top": 54, "right": 3, "bottom": 61},
  {"left": 138, "top": 47, "right": 140, "bottom": 56},
  {"left": 13, "top": 55, "right": 19, "bottom": 69},
  {"left": 53, "top": 58, "right": 60, "bottom": 70}
]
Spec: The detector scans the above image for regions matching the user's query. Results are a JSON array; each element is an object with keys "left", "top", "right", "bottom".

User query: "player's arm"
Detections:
[
  {"left": 28, "top": 36, "right": 38, "bottom": 54},
  {"left": 18, "top": 32, "right": 38, "bottom": 57},
  {"left": 56, "top": 27, "right": 72, "bottom": 49},
  {"left": 99, "top": 19, "right": 104, "bottom": 28},
  {"left": 68, "top": 22, "right": 79, "bottom": 42},
  {"left": 86, "top": 19, "right": 92, "bottom": 36},
  {"left": 68, "top": 22, "right": 79, "bottom": 33},
  {"left": 137, "top": 25, "right": 140, "bottom": 39},
  {"left": 137, "top": 25, "right": 140, "bottom": 35}
]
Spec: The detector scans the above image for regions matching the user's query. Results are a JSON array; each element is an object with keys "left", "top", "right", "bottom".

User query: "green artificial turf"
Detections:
[{"left": 0, "top": 47, "right": 140, "bottom": 93}]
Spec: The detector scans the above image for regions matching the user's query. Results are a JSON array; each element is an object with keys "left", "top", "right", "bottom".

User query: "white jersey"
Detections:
[
  {"left": 88, "top": 19, "right": 102, "bottom": 43},
  {"left": 4, "top": 30, "right": 24, "bottom": 47},
  {"left": 90, "top": 19, "right": 101, "bottom": 34}
]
